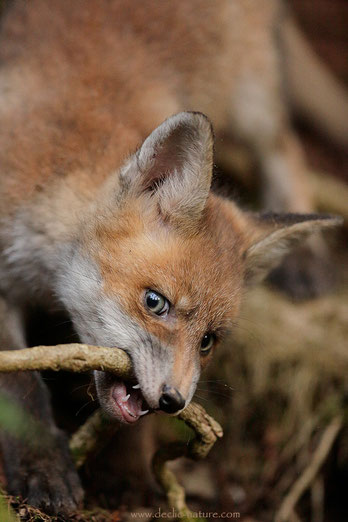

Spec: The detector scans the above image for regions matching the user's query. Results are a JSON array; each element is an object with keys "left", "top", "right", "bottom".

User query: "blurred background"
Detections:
[{"left": 290, "top": 0, "right": 348, "bottom": 181}]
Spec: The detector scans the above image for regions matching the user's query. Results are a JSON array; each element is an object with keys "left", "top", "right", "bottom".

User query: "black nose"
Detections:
[{"left": 159, "top": 385, "right": 185, "bottom": 414}]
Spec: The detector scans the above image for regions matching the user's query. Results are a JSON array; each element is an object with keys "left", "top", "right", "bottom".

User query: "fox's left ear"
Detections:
[
  {"left": 244, "top": 212, "right": 343, "bottom": 284},
  {"left": 121, "top": 112, "right": 214, "bottom": 228}
]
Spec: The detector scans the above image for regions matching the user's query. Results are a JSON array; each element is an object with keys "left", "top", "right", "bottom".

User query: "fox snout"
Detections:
[
  {"left": 93, "top": 329, "right": 199, "bottom": 424},
  {"left": 159, "top": 385, "right": 186, "bottom": 414},
  {"left": 94, "top": 361, "right": 195, "bottom": 424}
]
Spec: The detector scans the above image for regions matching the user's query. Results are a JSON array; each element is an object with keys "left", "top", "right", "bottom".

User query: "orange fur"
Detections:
[
  {"left": 84, "top": 194, "right": 245, "bottom": 395},
  {"left": 0, "top": 0, "right": 281, "bottom": 213},
  {"left": 0, "top": 2, "right": 343, "bottom": 512},
  {"left": 0, "top": 0, "right": 342, "bottom": 402}
]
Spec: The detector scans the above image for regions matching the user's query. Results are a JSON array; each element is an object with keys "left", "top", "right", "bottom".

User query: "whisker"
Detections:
[
  {"left": 193, "top": 393, "right": 210, "bottom": 402},
  {"left": 233, "top": 314, "right": 261, "bottom": 327},
  {"left": 195, "top": 387, "right": 234, "bottom": 399},
  {"left": 199, "top": 379, "right": 230, "bottom": 383},
  {"left": 75, "top": 399, "right": 96, "bottom": 417},
  {"left": 199, "top": 380, "right": 235, "bottom": 391},
  {"left": 71, "top": 383, "right": 92, "bottom": 394}
]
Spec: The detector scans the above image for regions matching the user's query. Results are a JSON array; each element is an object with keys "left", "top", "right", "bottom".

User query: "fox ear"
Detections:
[
  {"left": 122, "top": 112, "right": 214, "bottom": 227},
  {"left": 244, "top": 212, "right": 343, "bottom": 285}
]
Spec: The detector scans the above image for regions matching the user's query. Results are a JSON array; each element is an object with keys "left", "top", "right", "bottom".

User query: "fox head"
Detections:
[{"left": 56, "top": 112, "right": 341, "bottom": 424}]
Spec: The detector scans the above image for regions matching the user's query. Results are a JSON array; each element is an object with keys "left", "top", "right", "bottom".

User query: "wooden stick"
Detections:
[
  {"left": 70, "top": 409, "right": 120, "bottom": 469},
  {"left": 69, "top": 403, "right": 223, "bottom": 520},
  {"left": 0, "top": 343, "right": 223, "bottom": 520},
  {"left": 275, "top": 415, "right": 343, "bottom": 522},
  {"left": 152, "top": 403, "right": 223, "bottom": 520},
  {"left": 0, "top": 343, "right": 132, "bottom": 379}
]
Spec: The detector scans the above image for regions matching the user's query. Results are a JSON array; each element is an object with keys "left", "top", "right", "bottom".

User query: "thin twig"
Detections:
[
  {"left": 152, "top": 402, "right": 223, "bottom": 520},
  {"left": 275, "top": 415, "right": 343, "bottom": 522},
  {"left": 70, "top": 409, "right": 120, "bottom": 469}
]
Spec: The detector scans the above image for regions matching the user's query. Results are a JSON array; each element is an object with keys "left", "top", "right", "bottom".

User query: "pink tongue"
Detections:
[
  {"left": 112, "top": 381, "right": 143, "bottom": 421},
  {"left": 127, "top": 391, "right": 142, "bottom": 415}
]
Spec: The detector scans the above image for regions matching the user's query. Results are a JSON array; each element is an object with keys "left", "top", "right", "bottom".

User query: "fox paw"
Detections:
[
  {"left": 19, "top": 468, "right": 83, "bottom": 516},
  {"left": 5, "top": 430, "right": 84, "bottom": 516}
]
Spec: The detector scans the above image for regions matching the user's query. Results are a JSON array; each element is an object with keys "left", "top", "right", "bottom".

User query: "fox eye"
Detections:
[
  {"left": 144, "top": 290, "right": 170, "bottom": 316},
  {"left": 200, "top": 333, "right": 215, "bottom": 355}
]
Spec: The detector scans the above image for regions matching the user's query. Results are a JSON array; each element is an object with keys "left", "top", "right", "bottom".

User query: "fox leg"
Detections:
[
  {"left": 257, "top": 128, "right": 313, "bottom": 213},
  {"left": 228, "top": 79, "right": 334, "bottom": 299},
  {"left": 257, "top": 127, "right": 334, "bottom": 299},
  {"left": 0, "top": 297, "right": 83, "bottom": 514}
]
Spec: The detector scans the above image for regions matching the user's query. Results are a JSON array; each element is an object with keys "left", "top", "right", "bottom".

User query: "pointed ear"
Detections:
[
  {"left": 121, "top": 112, "right": 214, "bottom": 227},
  {"left": 244, "top": 212, "right": 343, "bottom": 285}
]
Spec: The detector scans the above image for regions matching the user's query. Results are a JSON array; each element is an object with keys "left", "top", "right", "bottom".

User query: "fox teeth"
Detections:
[
  {"left": 124, "top": 405, "right": 136, "bottom": 417},
  {"left": 132, "top": 384, "right": 140, "bottom": 389},
  {"left": 122, "top": 394, "right": 130, "bottom": 402},
  {"left": 140, "top": 410, "right": 149, "bottom": 416}
]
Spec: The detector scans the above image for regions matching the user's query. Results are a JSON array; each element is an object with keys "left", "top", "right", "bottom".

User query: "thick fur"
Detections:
[{"left": 0, "top": 0, "right": 343, "bottom": 515}]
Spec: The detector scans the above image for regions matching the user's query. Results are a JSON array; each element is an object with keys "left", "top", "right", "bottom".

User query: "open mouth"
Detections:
[{"left": 111, "top": 379, "right": 150, "bottom": 424}]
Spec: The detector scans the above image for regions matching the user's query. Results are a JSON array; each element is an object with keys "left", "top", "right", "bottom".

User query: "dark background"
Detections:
[{"left": 291, "top": 0, "right": 348, "bottom": 181}]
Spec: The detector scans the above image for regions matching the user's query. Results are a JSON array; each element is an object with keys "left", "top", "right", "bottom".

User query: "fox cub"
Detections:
[{"left": 0, "top": 0, "right": 344, "bottom": 515}]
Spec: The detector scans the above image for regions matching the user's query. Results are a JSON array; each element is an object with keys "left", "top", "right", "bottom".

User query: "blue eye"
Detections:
[
  {"left": 144, "top": 290, "right": 170, "bottom": 316},
  {"left": 200, "top": 333, "right": 215, "bottom": 354}
]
